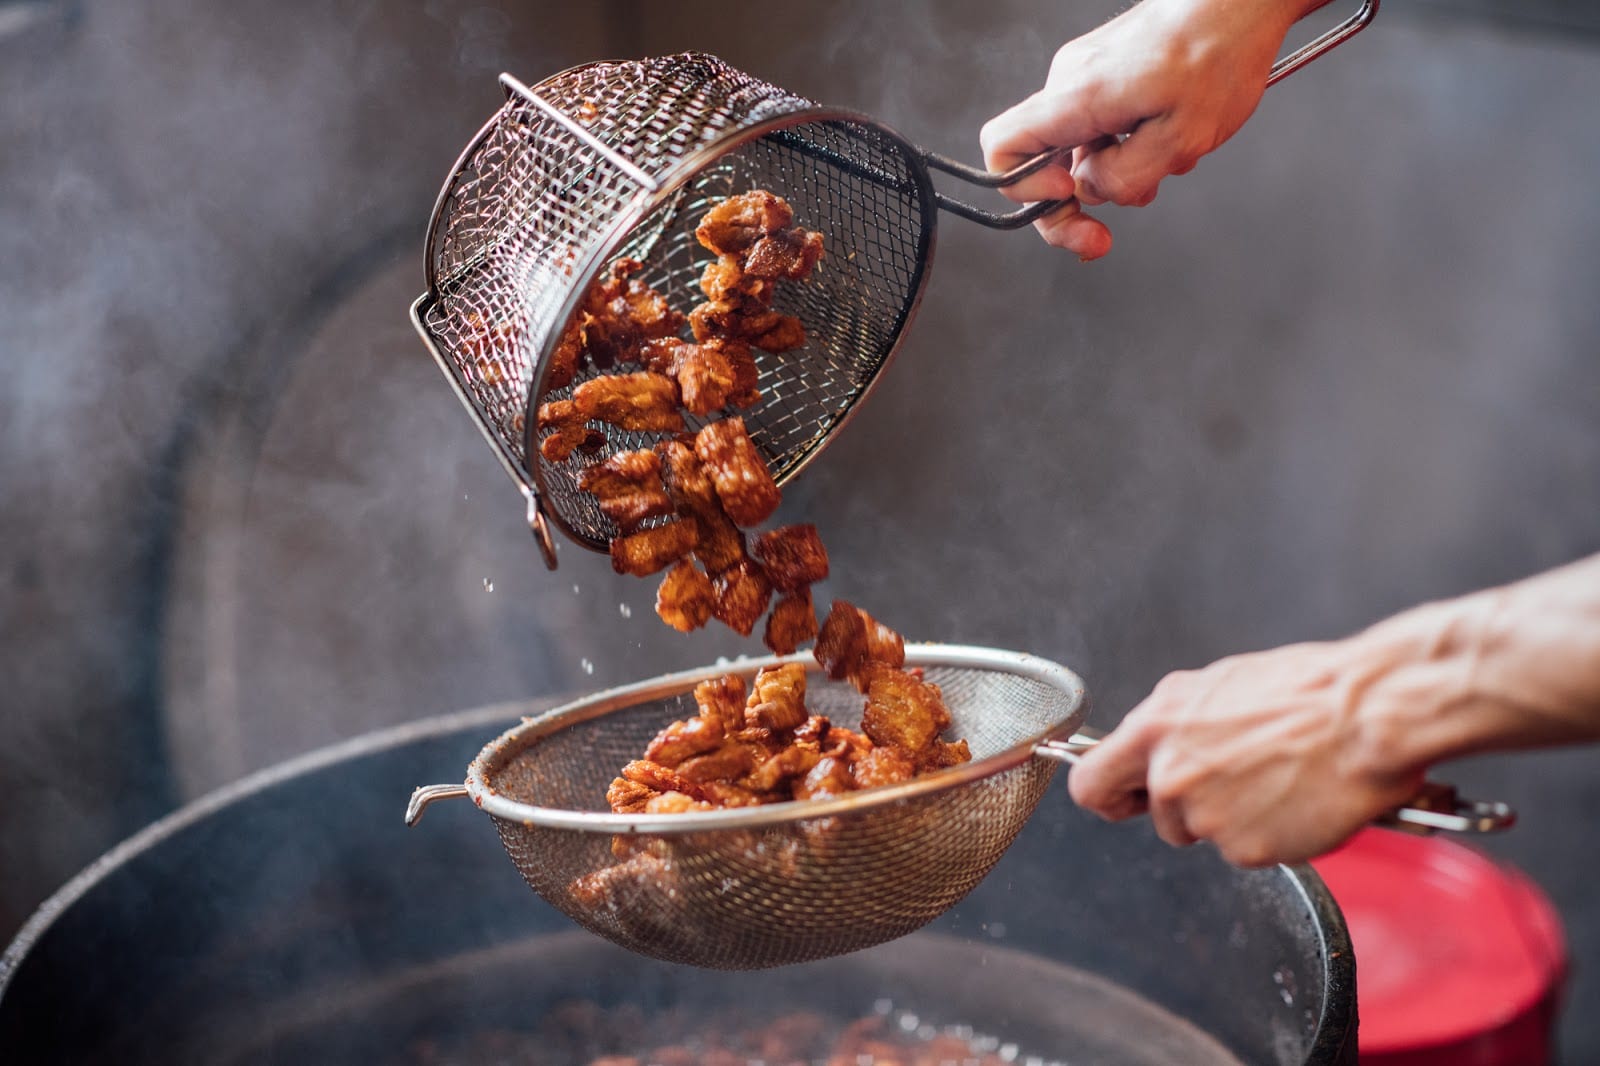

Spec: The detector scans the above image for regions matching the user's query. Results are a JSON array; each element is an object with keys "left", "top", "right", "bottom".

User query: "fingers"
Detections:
[
  {"left": 1033, "top": 201, "right": 1113, "bottom": 260},
  {"left": 1068, "top": 715, "right": 1156, "bottom": 822},
  {"left": 1072, "top": 117, "right": 1197, "bottom": 208},
  {"left": 980, "top": 87, "right": 1111, "bottom": 193}
]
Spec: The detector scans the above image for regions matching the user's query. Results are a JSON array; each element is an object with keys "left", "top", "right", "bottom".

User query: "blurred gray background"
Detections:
[{"left": 1, "top": 0, "right": 1595, "bottom": 1056}]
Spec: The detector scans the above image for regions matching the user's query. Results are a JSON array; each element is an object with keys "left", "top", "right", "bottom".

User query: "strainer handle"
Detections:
[
  {"left": 1033, "top": 730, "right": 1516, "bottom": 836},
  {"left": 405, "top": 783, "right": 469, "bottom": 827},
  {"left": 922, "top": 0, "right": 1379, "bottom": 230}
]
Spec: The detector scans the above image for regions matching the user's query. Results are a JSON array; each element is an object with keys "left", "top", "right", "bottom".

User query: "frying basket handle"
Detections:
[
  {"left": 1034, "top": 728, "right": 1516, "bottom": 837},
  {"left": 405, "top": 783, "right": 470, "bottom": 827},
  {"left": 923, "top": 0, "right": 1380, "bottom": 229}
]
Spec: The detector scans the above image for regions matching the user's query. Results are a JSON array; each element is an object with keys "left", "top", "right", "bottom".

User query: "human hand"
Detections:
[
  {"left": 980, "top": 0, "right": 1318, "bottom": 258},
  {"left": 1067, "top": 639, "right": 1429, "bottom": 867},
  {"left": 1069, "top": 555, "right": 1600, "bottom": 867}
]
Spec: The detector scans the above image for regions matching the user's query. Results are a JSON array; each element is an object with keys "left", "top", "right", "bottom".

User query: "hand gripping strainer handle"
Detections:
[
  {"left": 1034, "top": 729, "right": 1517, "bottom": 835},
  {"left": 911, "top": 0, "right": 1381, "bottom": 229}
]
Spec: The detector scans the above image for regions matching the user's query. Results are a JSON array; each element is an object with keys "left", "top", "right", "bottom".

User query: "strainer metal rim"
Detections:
[
  {"left": 466, "top": 643, "right": 1087, "bottom": 835},
  {"left": 520, "top": 97, "right": 940, "bottom": 552}
]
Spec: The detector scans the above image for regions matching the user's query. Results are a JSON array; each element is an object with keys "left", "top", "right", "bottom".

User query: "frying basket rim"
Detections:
[{"left": 466, "top": 642, "right": 1087, "bottom": 835}]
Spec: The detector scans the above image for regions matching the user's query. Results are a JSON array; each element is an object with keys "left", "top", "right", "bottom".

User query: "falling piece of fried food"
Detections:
[
  {"left": 763, "top": 587, "right": 818, "bottom": 656},
  {"left": 656, "top": 438, "right": 748, "bottom": 573},
  {"left": 655, "top": 559, "right": 715, "bottom": 632},
  {"left": 813, "top": 599, "right": 907, "bottom": 691},
  {"left": 752, "top": 524, "right": 829, "bottom": 593},
  {"left": 693, "top": 417, "right": 781, "bottom": 528},
  {"left": 711, "top": 559, "right": 773, "bottom": 637},
  {"left": 610, "top": 517, "right": 699, "bottom": 577}
]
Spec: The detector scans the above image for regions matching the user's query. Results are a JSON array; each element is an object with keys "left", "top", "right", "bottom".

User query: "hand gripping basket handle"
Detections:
[
  {"left": 1034, "top": 728, "right": 1517, "bottom": 837},
  {"left": 921, "top": 0, "right": 1380, "bottom": 230}
]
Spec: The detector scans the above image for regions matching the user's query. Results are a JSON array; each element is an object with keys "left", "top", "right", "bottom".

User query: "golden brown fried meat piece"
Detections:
[
  {"left": 609, "top": 517, "right": 698, "bottom": 577},
  {"left": 640, "top": 336, "right": 760, "bottom": 415},
  {"left": 753, "top": 524, "right": 829, "bottom": 592},
  {"left": 794, "top": 755, "right": 853, "bottom": 800},
  {"left": 546, "top": 317, "right": 584, "bottom": 390},
  {"left": 710, "top": 559, "right": 772, "bottom": 637},
  {"left": 695, "top": 191, "right": 795, "bottom": 256},
  {"left": 643, "top": 713, "right": 725, "bottom": 767},
  {"left": 850, "top": 744, "right": 917, "bottom": 789},
  {"left": 744, "top": 227, "right": 825, "bottom": 281},
  {"left": 699, "top": 255, "right": 774, "bottom": 304},
  {"left": 688, "top": 301, "right": 807, "bottom": 354},
  {"left": 619, "top": 759, "right": 707, "bottom": 801},
  {"left": 575, "top": 257, "right": 685, "bottom": 368},
  {"left": 813, "top": 599, "right": 907, "bottom": 690},
  {"left": 745, "top": 663, "right": 808, "bottom": 732},
  {"left": 744, "top": 311, "right": 807, "bottom": 353},
  {"left": 536, "top": 399, "right": 606, "bottom": 463},
  {"left": 694, "top": 674, "right": 747, "bottom": 734},
  {"left": 606, "top": 777, "right": 657, "bottom": 814},
  {"left": 763, "top": 588, "right": 818, "bottom": 656},
  {"left": 654, "top": 560, "right": 715, "bottom": 632},
  {"left": 573, "top": 372, "right": 685, "bottom": 433},
  {"left": 860, "top": 665, "right": 955, "bottom": 760},
  {"left": 657, "top": 439, "right": 747, "bottom": 573},
  {"left": 578, "top": 450, "right": 674, "bottom": 531},
  {"left": 674, "top": 743, "right": 757, "bottom": 785},
  {"left": 746, "top": 742, "right": 822, "bottom": 793},
  {"left": 693, "top": 417, "right": 781, "bottom": 528}
]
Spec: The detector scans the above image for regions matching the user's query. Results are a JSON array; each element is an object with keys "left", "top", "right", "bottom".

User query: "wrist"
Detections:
[{"left": 1340, "top": 593, "right": 1503, "bottom": 778}]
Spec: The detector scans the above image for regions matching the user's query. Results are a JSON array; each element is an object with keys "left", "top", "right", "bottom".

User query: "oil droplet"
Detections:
[
  {"left": 581, "top": 658, "right": 595, "bottom": 675},
  {"left": 619, "top": 603, "right": 632, "bottom": 618},
  {"left": 572, "top": 584, "right": 581, "bottom": 595},
  {"left": 482, "top": 578, "right": 494, "bottom": 592}
]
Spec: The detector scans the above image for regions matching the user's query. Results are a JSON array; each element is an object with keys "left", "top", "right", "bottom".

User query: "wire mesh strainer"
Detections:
[
  {"left": 410, "top": 5, "right": 1379, "bottom": 569},
  {"left": 407, "top": 645, "right": 1088, "bottom": 970},
  {"left": 405, "top": 641, "right": 1513, "bottom": 971}
]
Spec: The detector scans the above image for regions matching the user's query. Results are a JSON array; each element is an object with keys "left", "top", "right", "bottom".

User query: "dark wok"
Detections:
[{"left": 0, "top": 703, "right": 1355, "bottom": 1064}]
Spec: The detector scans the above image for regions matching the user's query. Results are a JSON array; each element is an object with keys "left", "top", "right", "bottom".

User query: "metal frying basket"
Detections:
[
  {"left": 409, "top": 5, "right": 1379, "bottom": 569},
  {"left": 407, "top": 645, "right": 1089, "bottom": 970}
]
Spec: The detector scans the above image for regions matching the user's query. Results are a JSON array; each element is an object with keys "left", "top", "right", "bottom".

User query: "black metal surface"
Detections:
[{"left": 0, "top": 708, "right": 1354, "bottom": 1065}]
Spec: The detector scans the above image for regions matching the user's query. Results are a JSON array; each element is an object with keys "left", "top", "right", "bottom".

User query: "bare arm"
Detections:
[
  {"left": 1069, "top": 553, "right": 1600, "bottom": 866},
  {"left": 980, "top": 0, "right": 1332, "bottom": 258}
]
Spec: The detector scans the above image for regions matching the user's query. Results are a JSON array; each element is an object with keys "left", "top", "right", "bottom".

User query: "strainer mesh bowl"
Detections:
[{"left": 469, "top": 648, "right": 1086, "bottom": 969}]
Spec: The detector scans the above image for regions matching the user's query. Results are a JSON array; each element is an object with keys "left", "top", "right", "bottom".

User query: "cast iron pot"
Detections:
[{"left": 0, "top": 702, "right": 1356, "bottom": 1064}]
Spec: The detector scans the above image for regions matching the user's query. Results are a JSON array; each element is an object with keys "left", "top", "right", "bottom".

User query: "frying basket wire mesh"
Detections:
[
  {"left": 448, "top": 645, "right": 1088, "bottom": 970},
  {"left": 410, "top": 53, "right": 936, "bottom": 564}
]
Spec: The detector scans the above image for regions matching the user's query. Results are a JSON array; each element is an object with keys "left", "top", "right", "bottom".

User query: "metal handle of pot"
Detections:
[
  {"left": 1034, "top": 729, "right": 1516, "bottom": 836},
  {"left": 922, "top": 0, "right": 1379, "bottom": 230},
  {"left": 405, "top": 783, "right": 470, "bottom": 826}
]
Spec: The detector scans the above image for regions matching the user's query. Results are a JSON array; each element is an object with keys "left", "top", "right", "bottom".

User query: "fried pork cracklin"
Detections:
[
  {"left": 539, "top": 193, "right": 969, "bottom": 827},
  {"left": 538, "top": 191, "right": 829, "bottom": 653},
  {"left": 595, "top": 601, "right": 967, "bottom": 824}
]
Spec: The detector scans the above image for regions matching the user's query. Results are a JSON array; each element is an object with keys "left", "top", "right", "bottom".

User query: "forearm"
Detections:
[{"left": 1352, "top": 554, "right": 1600, "bottom": 773}]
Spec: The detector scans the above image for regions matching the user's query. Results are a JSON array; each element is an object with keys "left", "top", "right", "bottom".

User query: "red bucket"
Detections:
[{"left": 1312, "top": 829, "right": 1568, "bottom": 1065}]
